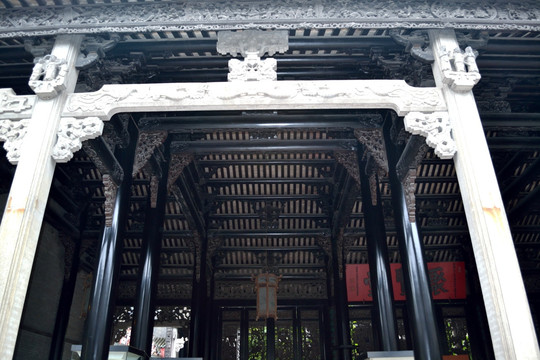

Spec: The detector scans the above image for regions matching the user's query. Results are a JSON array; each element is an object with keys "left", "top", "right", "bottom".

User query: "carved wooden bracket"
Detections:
[
  {"left": 334, "top": 150, "right": 361, "bottom": 187},
  {"left": 354, "top": 128, "right": 389, "bottom": 174},
  {"left": 102, "top": 174, "right": 118, "bottom": 227},
  {"left": 399, "top": 143, "right": 429, "bottom": 222},
  {"left": 132, "top": 131, "right": 168, "bottom": 176},
  {"left": 403, "top": 111, "right": 456, "bottom": 159},
  {"left": 52, "top": 117, "right": 104, "bottom": 163},
  {"left": 167, "top": 152, "right": 194, "bottom": 191},
  {"left": 0, "top": 119, "right": 29, "bottom": 164},
  {"left": 149, "top": 175, "right": 159, "bottom": 209}
]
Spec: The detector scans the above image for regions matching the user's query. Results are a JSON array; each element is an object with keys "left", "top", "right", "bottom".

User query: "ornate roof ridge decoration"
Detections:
[{"left": 1, "top": 0, "right": 540, "bottom": 38}]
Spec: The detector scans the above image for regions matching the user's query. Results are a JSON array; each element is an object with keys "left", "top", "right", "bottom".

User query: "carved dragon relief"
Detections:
[
  {"left": 0, "top": 119, "right": 29, "bottom": 164},
  {"left": 64, "top": 80, "right": 446, "bottom": 120},
  {"left": 52, "top": 117, "right": 104, "bottom": 163}
]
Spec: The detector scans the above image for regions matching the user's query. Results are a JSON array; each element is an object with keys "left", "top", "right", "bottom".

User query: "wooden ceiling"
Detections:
[{"left": 0, "top": 26, "right": 539, "bottom": 302}]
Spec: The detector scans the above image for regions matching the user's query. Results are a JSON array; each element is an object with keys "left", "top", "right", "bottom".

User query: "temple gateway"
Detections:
[{"left": 1, "top": 1, "right": 540, "bottom": 360}]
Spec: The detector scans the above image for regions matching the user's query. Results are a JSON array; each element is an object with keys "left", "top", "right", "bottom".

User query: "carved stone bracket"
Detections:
[
  {"left": 439, "top": 46, "right": 481, "bottom": 91},
  {"left": 132, "top": 131, "right": 168, "bottom": 176},
  {"left": 354, "top": 128, "right": 389, "bottom": 174},
  {"left": 334, "top": 150, "right": 361, "bottom": 187},
  {"left": 52, "top": 117, "right": 104, "bottom": 163},
  {"left": 102, "top": 174, "right": 118, "bottom": 227},
  {"left": 167, "top": 152, "right": 194, "bottom": 191},
  {"left": 28, "top": 55, "right": 69, "bottom": 100},
  {"left": 403, "top": 111, "right": 456, "bottom": 159},
  {"left": 218, "top": 30, "right": 288, "bottom": 82},
  {"left": 0, "top": 119, "right": 29, "bottom": 164},
  {"left": 228, "top": 54, "right": 278, "bottom": 82}
]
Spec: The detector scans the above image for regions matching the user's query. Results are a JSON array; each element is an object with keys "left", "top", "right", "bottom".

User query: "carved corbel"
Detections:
[
  {"left": 439, "top": 46, "right": 481, "bottom": 92},
  {"left": 167, "top": 152, "right": 194, "bottom": 191},
  {"left": 403, "top": 112, "right": 456, "bottom": 159},
  {"left": 0, "top": 119, "right": 29, "bottom": 164},
  {"left": 132, "top": 131, "right": 168, "bottom": 176},
  {"left": 334, "top": 150, "right": 361, "bottom": 188},
  {"left": 353, "top": 128, "right": 389, "bottom": 174},
  {"left": 217, "top": 30, "right": 288, "bottom": 82},
  {"left": 52, "top": 117, "right": 104, "bottom": 163},
  {"left": 102, "top": 174, "right": 118, "bottom": 227},
  {"left": 399, "top": 143, "right": 429, "bottom": 223},
  {"left": 206, "top": 236, "right": 223, "bottom": 275},
  {"left": 28, "top": 54, "right": 69, "bottom": 100},
  {"left": 149, "top": 175, "right": 159, "bottom": 209}
]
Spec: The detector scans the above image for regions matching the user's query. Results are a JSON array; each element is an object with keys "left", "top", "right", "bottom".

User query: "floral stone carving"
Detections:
[
  {"left": 52, "top": 117, "right": 104, "bottom": 163},
  {"left": 404, "top": 111, "right": 456, "bottom": 159},
  {"left": 0, "top": 119, "right": 29, "bottom": 164}
]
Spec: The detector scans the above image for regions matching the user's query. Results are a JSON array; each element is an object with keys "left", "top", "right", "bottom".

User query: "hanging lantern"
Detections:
[{"left": 254, "top": 273, "right": 281, "bottom": 320}]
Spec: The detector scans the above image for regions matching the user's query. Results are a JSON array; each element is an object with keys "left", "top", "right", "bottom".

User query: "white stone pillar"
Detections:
[
  {"left": 429, "top": 29, "right": 540, "bottom": 360},
  {"left": 0, "top": 35, "right": 82, "bottom": 360}
]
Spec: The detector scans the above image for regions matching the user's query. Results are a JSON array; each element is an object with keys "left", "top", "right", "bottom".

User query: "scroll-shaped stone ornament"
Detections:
[
  {"left": 404, "top": 111, "right": 456, "bottom": 159},
  {"left": 0, "top": 119, "right": 29, "bottom": 164},
  {"left": 439, "top": 46, "right": 481, "bottom": 92},
  {"left": 28, "top": 54, "right": 69, "bottom": 100},
  {"left": 52, "top": 117, "right": 104, "bottom": 162},
  {"left": 0, "top": 89, "right": 34, "bottom": 114}
]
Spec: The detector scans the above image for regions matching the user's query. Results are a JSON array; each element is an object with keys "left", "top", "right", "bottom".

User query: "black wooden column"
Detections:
[
  {"left": 330, "top": 233, "right": 352, "bottom": 360},
  {"left": 383, "top": 117, "right": 442, "bottom": 360},
  {"left": 48, "top": 214, "right": 86, "bottom": 360},
  {"left": 130, "top": 144, "right": 170, "bottom": 354},
  {"left": 80, "top": 119, "right": 137, "bottom": 360},
  {"left": 267, "top": 317, "right": 276, "bottom": 360},
  {"left": 358, "top": 163, "right": 399, "bottom": 351},
  {"left": 189, "top": 235, "right": 208, "bottom": 357}
]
